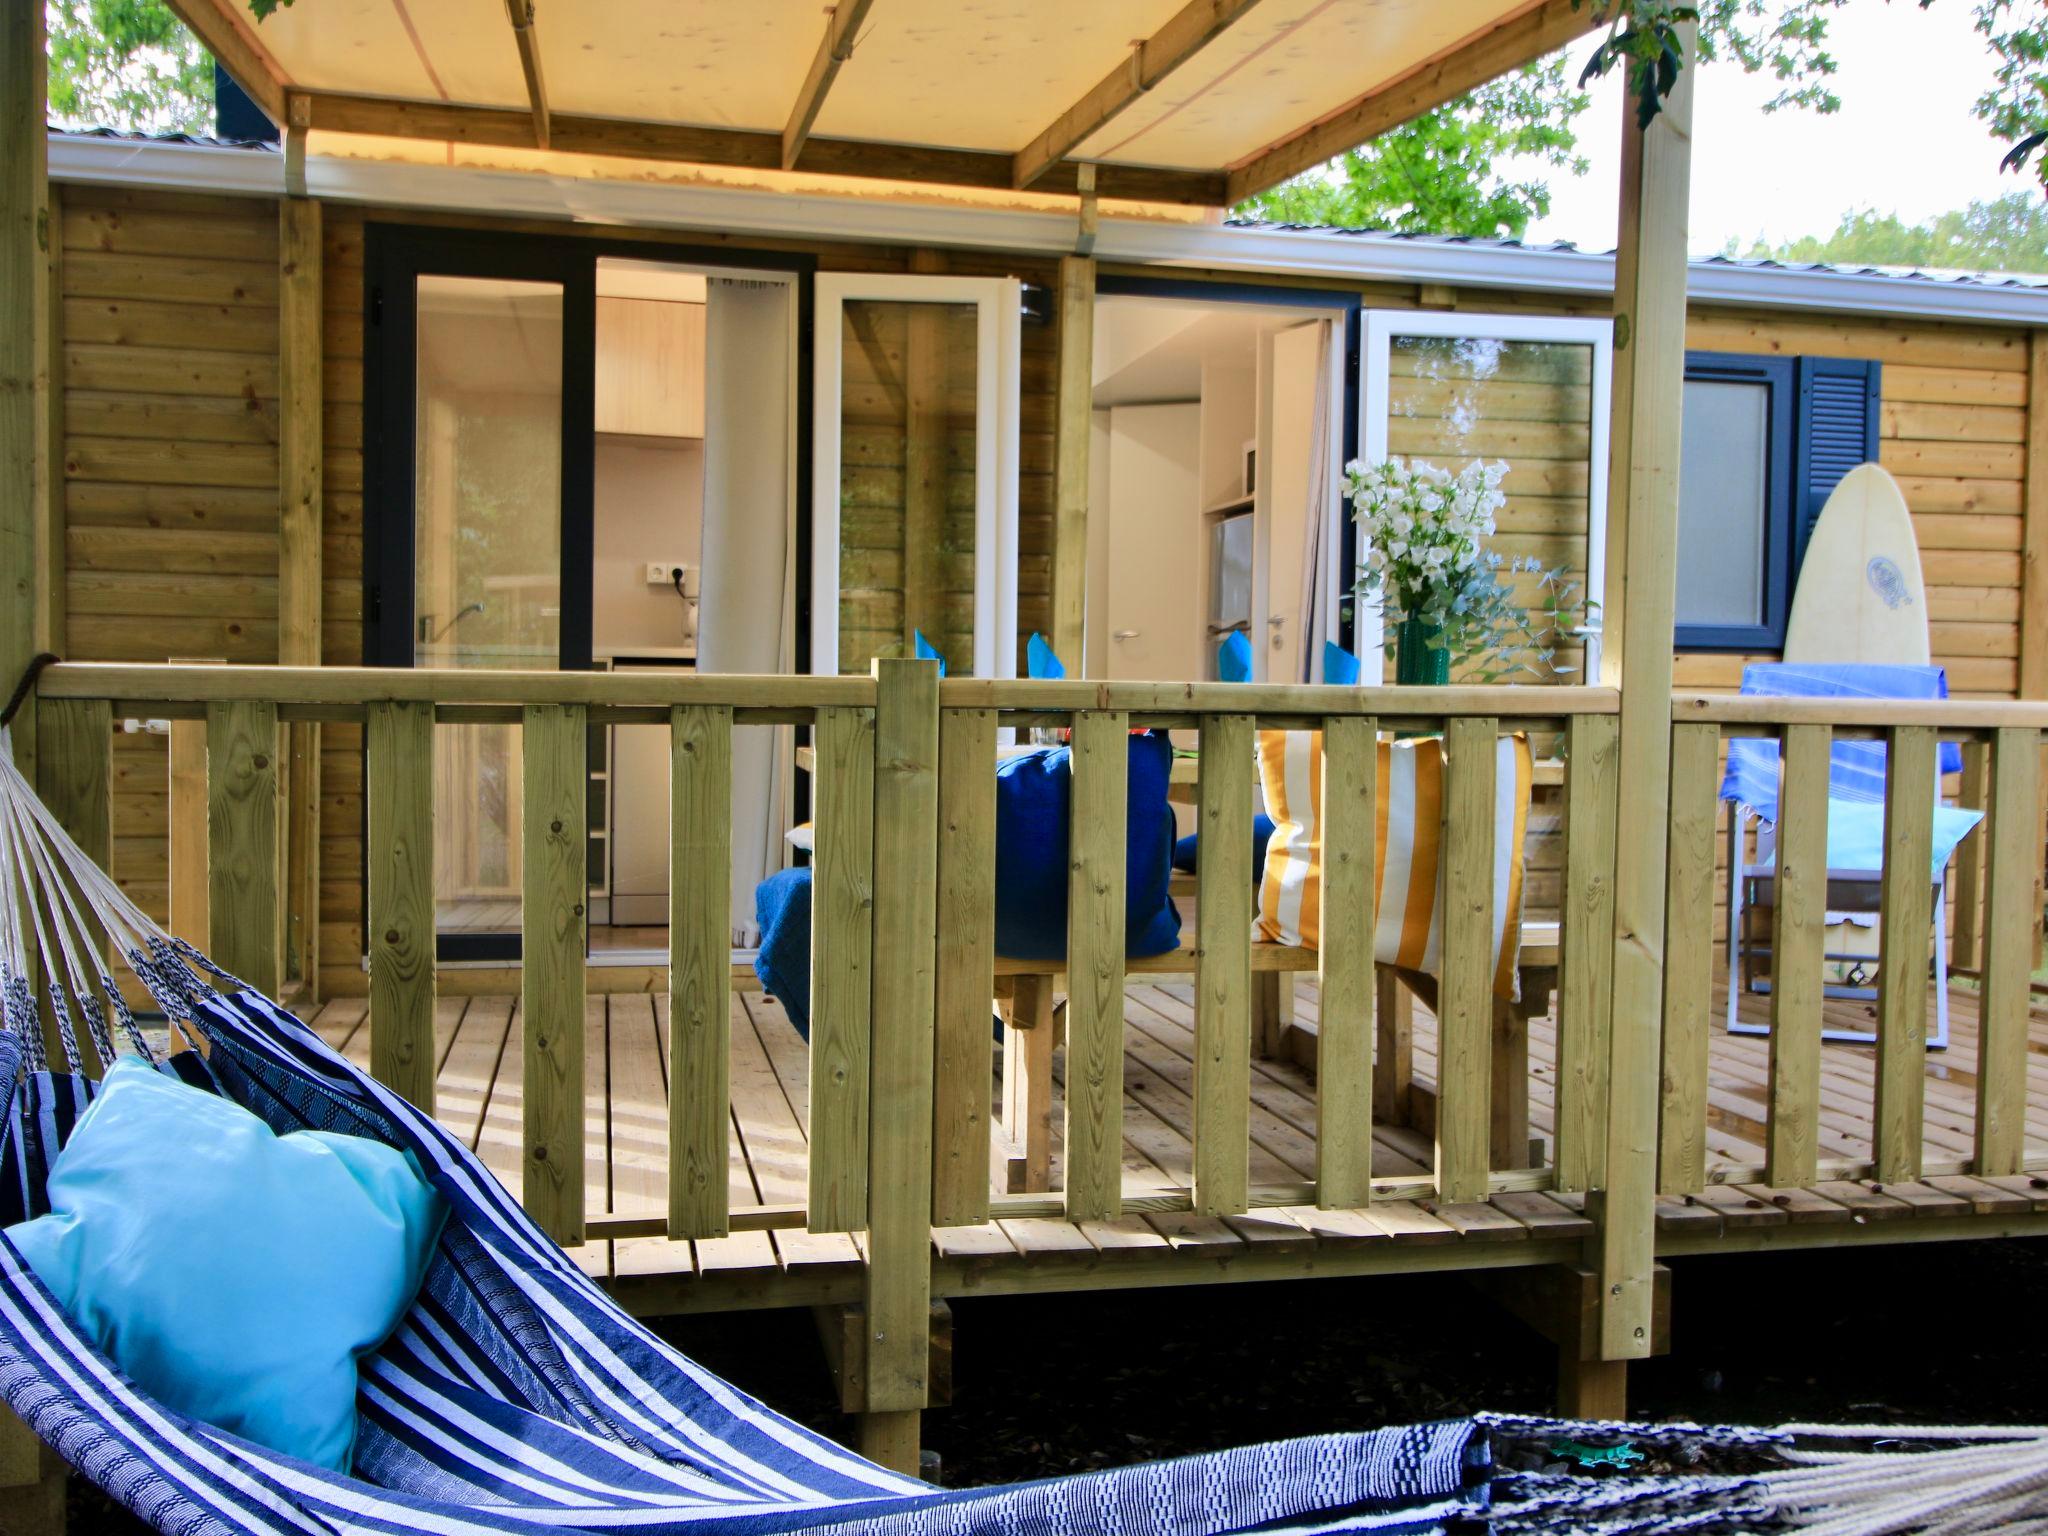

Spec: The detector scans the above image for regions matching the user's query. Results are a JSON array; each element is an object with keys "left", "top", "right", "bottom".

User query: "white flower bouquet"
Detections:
[{"left": 1347, "top": 457, "right": 1593, "bottom": 684}]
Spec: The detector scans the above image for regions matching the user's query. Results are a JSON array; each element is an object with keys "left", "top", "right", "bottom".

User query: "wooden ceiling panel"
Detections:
[
  {"left": 1072, "top": 0, "right": 1526, "bottom": 171},
  {"left": 244, "top": 0, "right": 528, "bottom": 108},
  {"left": 815, "top": 0, "right": 1191, "bottom": 153},
  {"left": 536, "top": 0, "right": 821, "bottom": 130}
]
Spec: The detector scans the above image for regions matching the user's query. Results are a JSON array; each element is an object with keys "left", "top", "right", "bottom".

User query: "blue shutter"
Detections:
[{"left": 1792, "top": 357, "right": 1881, "bottom": 572}]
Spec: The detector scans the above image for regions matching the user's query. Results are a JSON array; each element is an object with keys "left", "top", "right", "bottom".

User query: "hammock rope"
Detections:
[{"left": 0, "top": 719, "right": 2039, "bottom": 1534}]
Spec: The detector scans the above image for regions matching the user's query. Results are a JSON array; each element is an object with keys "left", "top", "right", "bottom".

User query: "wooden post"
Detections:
[
  {"left": 809, "top": 704, "right": 876, "bottom": 1232},
  {"left": 1052, "top": 255, "right": 1095, "bottom": 672},
  {"left": 1765, "top": 723, "right": 1829, "bottom": 1188},
  {"left": 1558, "top": 712, "right": 1619, "bottom": 1193},
  {"left": 0, "top": 18, "right": 64, "bottom": 1512},
  {"left": 34, "top": 181, "right": 59, "bottom": 662},
  {"left": 279, "top": 197, "right": 324, "bottom": 999},
  {"left": 1064, "top": 708, "right": 1128, "bottom": 1221},
  {"left": 668, "top": 703, "right": 733, "bottom": 1238},
  {"left": 1592, "top": 22, "right": 1695, "bottom": 1371},
  {"left": 1655, "top": 720, "right": 1717, "bottom": 1195},
  {"left": 1193, "top": 712, "right": 1253, "bottom": 1216},
  {"left": 1316, "top": 715, "right": 1377, "bottom": 1208},
  {"left": 858, "top": 658, "right": 940, "bottom": 1471},
  {"left": 367, "top": 700, "right": 436, "bottom": 1111},
  {"left": 901, "top": 252, "right": 945, "bottom": 652},
  {"left": 522, "top": 704, "right": 587, "bottom": 1244},
  {"left": 932, "top": 705, "right": 997, "bottom": 1225},
  {"left": 1976, "top": 724, "right": 2040, "bottom": 1176},
  {"left": 1436, "top": 718, "right": 1497, "bottom": 1204},
  {"left": 207, "top": 700, "right": 281, "bottom": 997},
  {"left": 1872, "top": 724, "right": 1935, "bottom": 1183}
]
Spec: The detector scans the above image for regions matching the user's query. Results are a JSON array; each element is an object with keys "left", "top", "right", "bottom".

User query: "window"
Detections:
[{"left": 1675, "top": 352, "right": 1881, "bottom": 651}]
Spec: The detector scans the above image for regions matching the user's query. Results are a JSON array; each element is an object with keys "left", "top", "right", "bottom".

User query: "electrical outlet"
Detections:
[{"left": 645, "top": 561, "right": 683, "bottom": 587}]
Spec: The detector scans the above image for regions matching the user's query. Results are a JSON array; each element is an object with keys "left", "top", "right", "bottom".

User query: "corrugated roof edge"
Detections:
[{"left": 41, "top": 130, "right": 2048, "bottom": 326}]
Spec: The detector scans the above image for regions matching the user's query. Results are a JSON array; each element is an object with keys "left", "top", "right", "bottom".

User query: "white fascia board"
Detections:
[{"left": 48, "top": 132, "right": 2048, "bottom": 327}]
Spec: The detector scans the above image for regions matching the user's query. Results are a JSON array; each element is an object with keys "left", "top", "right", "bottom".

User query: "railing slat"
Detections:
[
  {"left": 206, "top": 699, "right": 279, "bottom": 998},
  {"left": 1065, "top": 708, "right": 1128, "bottom": 1222},
  {"left": 1436, "top": 717, "right": 1497, "bottom": 1205},
  {"left": 1874, "top": 723, "right": 1936, "bottom": 1182},
  {"left": 1316, "top": 714, "right": 1377, "bottom": 1209},
  {"left": 521, "top": 703, "right": 587, "bottom": 1245},
  {"left": 1558, "top": 711, "right": 1619, "bottom": 1193},
  {"left": 1765, "top": 722, "right": 1830, "bottom": 1187},
  {"left": 668, "top": 703, "right": 733, "bottom": 1239},
  {"left": 1655, "top": 719, "right": 1716, "bottom": 1194},
  {"left": 932, "top": 706, "right": 998, "bottom": 1226},
  {"left": 367, "top": 699, "right": 435, "bottom": 1112},
  {"left": 808, "top": 704, "right": 875, "bottom": 1232},
  {"left": 1193, "top": 712, "right": 1253, "bottom": 1217},
  {"left": 1950, "top": 740, "right": 1988, "bottom": 970},
  {"left": 862, "top": 658, "right": 940, "bottom": 1416},
  {"left": 35, "top": 697, "right": 112, "bottom": 1073},
  {"left": 1976, "top": 724, "right": 2040, "bottom": 1176}
]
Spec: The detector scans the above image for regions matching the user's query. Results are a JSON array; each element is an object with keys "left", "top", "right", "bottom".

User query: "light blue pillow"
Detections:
[{"left": 7, "top": 1058, "right": 445, "bottom": 1472}]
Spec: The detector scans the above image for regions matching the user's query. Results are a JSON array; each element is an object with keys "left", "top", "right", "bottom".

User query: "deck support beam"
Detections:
[
  {"left": 1472, "top": 1264, "right": 1671, "bottom": 1420},
  {"left": 1590, "top": 26, "right": 1695, "bottom": 1364},
  {"left": 279, "top": 196, "right": 324, "bottom": 999}
]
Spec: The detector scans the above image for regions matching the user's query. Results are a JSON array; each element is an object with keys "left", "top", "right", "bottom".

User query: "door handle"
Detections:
[{"left": 1114, "top": 629, "right": 1140, "bottom": 640}]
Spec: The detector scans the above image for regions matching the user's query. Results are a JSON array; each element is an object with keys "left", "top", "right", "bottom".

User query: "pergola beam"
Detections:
[
  {"left": 294, "top": 91, "right": 1229, "bottom": 205},
  {"left": 782, "top": 0, "right": 879, "bottom": 171},
  {"left": 163, "top": 0, "right": 290, "bottom": 125},
  {"left": 1223, "top": 0, "right": 1606, "bottom": 203},
  {"left": 503, "top": 0, "right": 552, "bottom": 151},
  {"left": 1012, "top": 0, "right": 1268, "bottom": 190}
]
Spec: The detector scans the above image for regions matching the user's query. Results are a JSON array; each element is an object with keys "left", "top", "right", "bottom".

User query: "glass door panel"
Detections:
[
  {"left": 1358, "top": 314, "right": 1611, "bottom": 682},
  {"left": 813, "top": 274, "right": 1020, "bottom": 681},
  {"left": 412, "top": 274, "right": 566, "bottom": 937}
]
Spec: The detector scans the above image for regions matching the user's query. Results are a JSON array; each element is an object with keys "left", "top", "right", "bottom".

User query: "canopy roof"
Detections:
[{"left": 170, "top": 0, "right": 1602, "bottom": 207}]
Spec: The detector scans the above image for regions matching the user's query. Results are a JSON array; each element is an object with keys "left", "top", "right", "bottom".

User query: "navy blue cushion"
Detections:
[
  {"left": 752, "top": 866, "right": 814, "bottom": 1040},
  {"left": 1173, "top": 813, "right": 1276, "bottom": 887},
  {"left": 995, "top": 730, "right": 1182, "bottom": 961}
]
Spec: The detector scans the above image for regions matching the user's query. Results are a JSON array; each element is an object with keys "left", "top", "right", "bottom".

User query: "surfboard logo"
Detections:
[{"left": 1865, "top": 556, "right": 1913, "bottom": 610}]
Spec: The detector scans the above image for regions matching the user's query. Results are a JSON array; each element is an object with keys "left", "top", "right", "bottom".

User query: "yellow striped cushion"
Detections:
[{"left": 1254, "top": 731, "right": 1533, "bottom": 1001}]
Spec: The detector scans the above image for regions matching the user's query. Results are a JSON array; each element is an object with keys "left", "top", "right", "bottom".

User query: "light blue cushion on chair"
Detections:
[{"left": 6, "top": 1057, "right": 445, "bottom": 1472}]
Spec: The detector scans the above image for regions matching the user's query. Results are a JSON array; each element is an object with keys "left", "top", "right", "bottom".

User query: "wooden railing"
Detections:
[{"left": 1657, "top": 693, "right": 2048, "bottom": 1195}]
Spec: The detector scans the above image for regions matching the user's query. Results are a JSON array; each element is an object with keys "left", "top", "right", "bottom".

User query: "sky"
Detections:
[{"left": 1509, "top": 0, "right": 2024, "bottom": 255}]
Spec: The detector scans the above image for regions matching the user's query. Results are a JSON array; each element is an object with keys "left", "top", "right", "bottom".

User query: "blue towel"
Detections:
[
  {"left": 1322, "top": 641, "right": 1362, "bottom": 687},
  {"left": 752, "top": 866, "right": 814, "bottom": 1039},
  {"left": 1218, "top": 631, "right": 1253, "bottom": 682},
  {"left": 1721, "top": 663, "right": 1981, "bottom": 879},
  {"left": 1027, "top": 632, "right": 1066, "bottom": 680}
]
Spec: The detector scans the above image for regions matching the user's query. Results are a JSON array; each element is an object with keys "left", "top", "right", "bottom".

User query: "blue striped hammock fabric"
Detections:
[{"left": 0, "top": 729, "right": 2038, "bottom": 1536}]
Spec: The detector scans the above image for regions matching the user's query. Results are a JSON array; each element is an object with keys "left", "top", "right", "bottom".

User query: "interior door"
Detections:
[
  {"left": 367, "top": 231, "right": 595, "bottom": 959},
  {"left": 811, "top": 273, "right": 1021, "bottom": 678},
  {"left": 1104, "top": 402, "right": 1203, "bottom": 681}
]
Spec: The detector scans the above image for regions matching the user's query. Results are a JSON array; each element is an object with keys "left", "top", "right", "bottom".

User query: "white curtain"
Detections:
[
  {"left": 1297, "top": 319, "right": 1337, "bottom": 683},
  {"left": 699, "top": 277, "right": 795, "bottom": 945}
]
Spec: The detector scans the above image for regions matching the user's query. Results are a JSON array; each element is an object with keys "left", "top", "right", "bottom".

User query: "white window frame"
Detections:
[
  {"left": 1355, "top": 310, "right": 1612, "bottom": 681},
  {"left": 811, "top": 272, "right": 1022, "bottom": 679}
]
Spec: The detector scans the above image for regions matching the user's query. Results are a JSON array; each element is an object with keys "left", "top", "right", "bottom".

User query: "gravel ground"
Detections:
[{"left": 55, "top": 1237, "right": 2048, "bottom": 1531}]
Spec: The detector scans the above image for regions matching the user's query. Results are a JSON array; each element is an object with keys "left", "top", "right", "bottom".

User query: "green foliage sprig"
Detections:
[{"left": 1573, "top": 0, "right": 1700, "bottom": 129}]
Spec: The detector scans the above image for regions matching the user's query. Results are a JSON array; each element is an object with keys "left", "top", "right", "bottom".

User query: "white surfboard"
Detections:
[{"left": 1782, "top": 463, "right": 1930, "bottom": 666}]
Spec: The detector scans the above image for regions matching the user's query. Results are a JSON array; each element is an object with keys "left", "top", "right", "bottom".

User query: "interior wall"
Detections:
[{"left": 591, "top": 436, "right": 702, "bottom": 657}]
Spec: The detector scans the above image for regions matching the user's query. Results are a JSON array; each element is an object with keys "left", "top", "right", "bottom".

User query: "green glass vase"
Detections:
[{"left": 1394, "top": 616, "right": 1450, "bottom": 686}]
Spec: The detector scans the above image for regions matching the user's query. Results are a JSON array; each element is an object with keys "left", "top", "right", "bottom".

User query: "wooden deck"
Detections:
[{"left": 304, "top": 968, "right": 2048, "bottom": 1314}]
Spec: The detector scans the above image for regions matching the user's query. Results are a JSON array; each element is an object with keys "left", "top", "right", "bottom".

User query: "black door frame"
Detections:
[{"left": 362, "top": 222, "right": 816, "bottom": 962}]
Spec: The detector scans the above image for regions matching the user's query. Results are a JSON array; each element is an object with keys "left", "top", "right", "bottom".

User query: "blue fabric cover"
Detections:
[
  {"left": 1174, "top": 814, "right": 1277, "bottom": 886},
  {"left": 753, "top": 865, "right": 815, "bottom": 1039},
  {"left": 1026, "top": 632, "right": 1066, "bottom": 680},
  {"left": 1721, "top": 662, "right": 1982, "bottom": 879},
  {"left": 1322, "top": 641, "right": 1362, "bottom": 687},
  {"left": 1218, "top": 631, "right": 1253, "bottom": 682},
  {"left": 7, "top": 1058, "right": 444, "bottom": 1472},
  {"left": 995, "top": 731, "right": 1182, "bottom": 961},
  {"left": 913, "top": 630, "right": 947, "bottom": 674}
]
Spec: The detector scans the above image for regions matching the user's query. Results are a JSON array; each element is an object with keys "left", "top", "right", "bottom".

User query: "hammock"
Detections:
[{"left": 0, "top": 721, "right": 2043, "bottom": 1536}]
